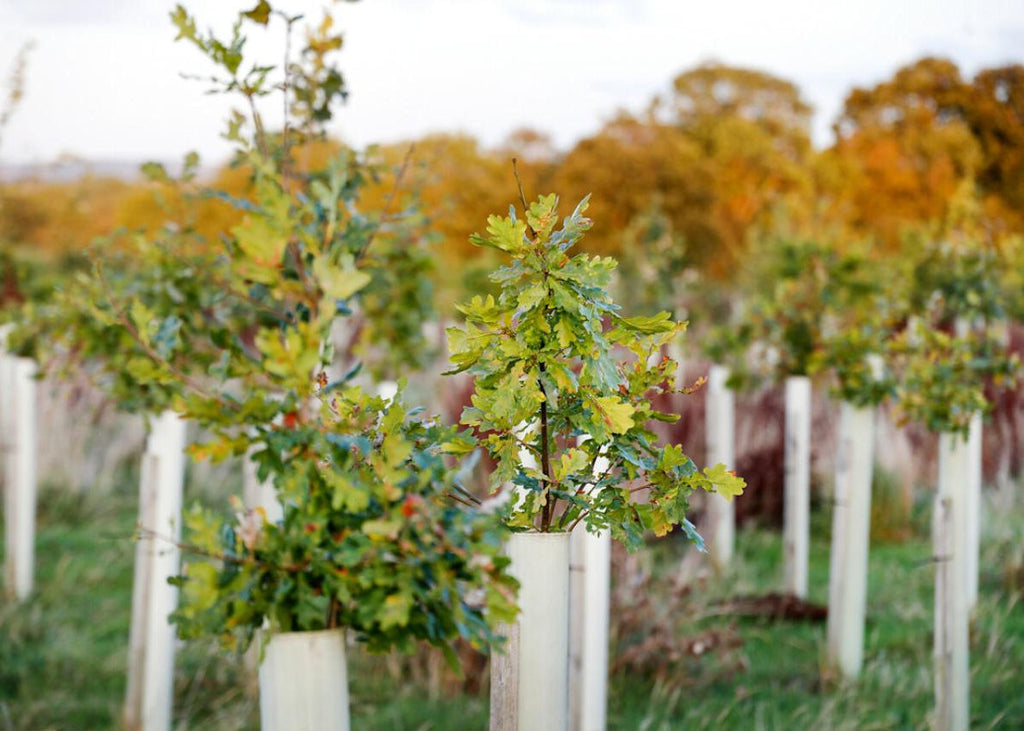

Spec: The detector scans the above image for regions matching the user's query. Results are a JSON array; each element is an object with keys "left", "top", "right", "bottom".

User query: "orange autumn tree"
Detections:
[
  {"left": 823, "top": 58, "right": 984, "bottom": 249},
  {"left": 554, "top": 114, "right": 713, "bottom": 259},
  {"left": 962, "top": 64, "right": 1024, "bottom": 233},
  {"left": 555, "top": 63, "right": 816, "bottom": 279},
  {"left": 654, "top": 63, "right": 817, "bottom": 277}
]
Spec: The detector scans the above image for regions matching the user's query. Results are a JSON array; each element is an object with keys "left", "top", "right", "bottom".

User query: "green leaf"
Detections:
[
  {"left": 471, "top": 215, "right": 528, "bottom": 255},
  {"left": 526, "top": 194, "right": 559, "bottom": 239},
  {"left": 170, "top": 5, "right": 198, "bottom": 43},
  {"left": 130, "top": 300, "right": 155, "bottom": 346},
  {"left": 141, "top": 161, "right": 170, "bottom": 183},
  {"left": 180, "top": 562, "right": 220, "bottom": 613},
  {"left": 325, "top": 468, "right": 370, "bottom": 512},
  {"left": 517, "top": 281, "right": 548, "bottom": 311},
  {"left": 242, "top": 0, "right": 271, "bottom": 24},
  {"left": 441, "top": 433, "right": 477, "bottom": 456},
  {"left": 363, "top": 518, "right": 403, "bottom": 541},
  {"left": 313, "top": 257, "right": 372, "bottom": 301},
  {"left": 378, "top": 592, "right": 413, "bottom": 631},
  {"left": 553, "top": 447, "right": 590, "bottom": 482},
  {"left": 658, "top": 444, "right": 689, "bottom": 470},
  {"left": 554, "top": 317, "right": 574, "bottom": 348},
  {"left": 614, "top": 311, "right": 675, "bottom": 334},
  {"left": 455, "top": 295, "right": 502, "bottom": 324},
  {"left": 704, "top": 463, "right": 746, "bottom": 500}
]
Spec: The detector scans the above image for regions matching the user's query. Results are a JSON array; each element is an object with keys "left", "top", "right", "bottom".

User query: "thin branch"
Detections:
[
  {"left": 538, "top": 366, "right": 553, "bottom": 530},
  {"left": 327, "top": 595, "right": 340, "bottom": 629},
  {"left": 247, "top": 92, "right": 270, "bottom": 160},
  {"left": 557, "top": 456, "right": 617, "bottom": 531},
  {"left": 355, "top": 143, "right": 415, "bottom": 263},
  {"left": 280, "top": 12, "right": 295, "bottom": 183},
  {"left": 628, "top": 482, "right": 655, "bottom": 494},
  {"left": 150, "top": 244, "right": 295, "bottom": 326},
  {"left": 566, "top": 511, "right": 589, "bottom": 534},
  {"left": 512, "top": 157, "right": 537, "bottom": 239},
  {"left": 136, "top": 526, "right": 308, "bottom": 575},
  {"left": 96, "top": 271, "right": 240, "bottom": 414},
  {"left": 450, "top": 482, "right": 483, "bottom": 506},
  {"left": 446, "top": 492, "right": 477, "bottom": 509}
]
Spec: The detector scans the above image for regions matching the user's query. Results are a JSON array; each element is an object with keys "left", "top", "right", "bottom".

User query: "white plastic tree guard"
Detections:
[
  {"left": 260, "top": 629, "right": 350, "bottom": 731},
  {"left": 241, "top": 445, "right": 282, "bottom": 685},
  {"left": 965, "top": 412, "right": 982, "bottom": 612},
  {"left": 569, "top": 444, "right": 610, "bottom": 731},
  {"left": 491, "top": 532, "right": 571, "bottom": 731},
  {"left": 568, "top": 526, "right": 610, "bottom": 731},
  {"left": 826, "top": 401, "right": 876, "bottom": 679},
  {"left": 953, "top": 317, "right": 984, "bottom": 613},
  {"left": 242, "top": 449, "right": 283, "bottom": 523},
  {"left": 783, "top": 375, "right": 811, "bottom": 598},
  {"left": 705, "top": 365, "right": 736, "bottom": 571},
  {"left": 124, "top": 411, "right": 187, "bottom": 731},
  {"left": 0, "top": 349, "right": 37, "bottom": 601},
  {"left": 934, "top": 431, "right": 970, "bottom": 731},
  {"left": 376, "top": 380, "right": 398, "bottom": 403}
]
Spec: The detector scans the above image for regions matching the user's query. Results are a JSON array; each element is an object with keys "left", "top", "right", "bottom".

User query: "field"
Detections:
[{"left": 3, "top": 472, "right": 1021, "bottom": 730}]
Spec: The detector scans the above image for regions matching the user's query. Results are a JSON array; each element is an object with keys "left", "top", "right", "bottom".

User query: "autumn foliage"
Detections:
[{"left": 3, "top": 56, "right": 1024, "bottom": 304}]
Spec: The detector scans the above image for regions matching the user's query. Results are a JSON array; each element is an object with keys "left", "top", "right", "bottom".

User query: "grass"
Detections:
[{"left": 2, "top": 479, "right": 1023, "bottom": 730}]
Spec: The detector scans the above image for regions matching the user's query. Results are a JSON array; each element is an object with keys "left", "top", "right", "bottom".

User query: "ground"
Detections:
[{"left": 1, "top": 477, "right": 1022, "bottom": 730}]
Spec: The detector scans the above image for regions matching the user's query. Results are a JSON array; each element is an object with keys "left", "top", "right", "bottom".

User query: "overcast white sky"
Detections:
[{"left": 1, "top": 0, "right": 1022, "bottom": 167}]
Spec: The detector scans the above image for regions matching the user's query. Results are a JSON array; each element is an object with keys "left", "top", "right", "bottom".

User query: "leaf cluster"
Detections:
[
  {"left": 13, "top": 0, "right": 509, "bottom": 656},
  {"left": 446, "top": 193, "right": 745, "bottom": 544},
  {"left": 905, "top": 235, "right": 1007, "bottom": 326},
  {"left": 888, "top": 321, "right": 1021, "bottom": 438},
  {"left": 705, "top": 239, "right": 885, "bottom": 390},
  {"left": 810, "top": 322, "right": 896, "bottom": 408},
  {"left": 171, "top": 390, "right": 517, "bottom": 657}
]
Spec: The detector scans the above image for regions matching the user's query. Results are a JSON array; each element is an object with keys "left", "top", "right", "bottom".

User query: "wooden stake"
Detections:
[
  {"left": 783, "top": 375, "right": 811, "bottom": 598},
  {"left": 705, "top": 365, "right": 736, "bottom": 571}
]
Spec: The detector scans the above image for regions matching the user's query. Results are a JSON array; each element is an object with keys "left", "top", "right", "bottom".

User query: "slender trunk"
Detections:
[{"left": 538, "top": 363, "right": 553, "bottom": 530}]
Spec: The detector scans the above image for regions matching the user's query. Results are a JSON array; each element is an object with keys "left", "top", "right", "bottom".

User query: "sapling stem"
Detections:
[
  {"left": 246, "top": 92, "right": 270, "bottom": 159},
  {"left": 512, "top": 158, "right": 530, "bottom": 225},
  {"left": 511, "top": 158, "right": 558, "bottom": 531},
  {"left": 355, "top": 144, "right": 415, "bottom": 262},
  {"left": 538, "top": 363, "right": 553, "bottom": 530}
]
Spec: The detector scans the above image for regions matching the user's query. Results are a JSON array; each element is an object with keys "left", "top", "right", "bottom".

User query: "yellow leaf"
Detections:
[
  {"left": 594, "top": 396, "right": 635, "bottom": 434},
  {"left": 705, "top": 463, "right": 746, "bottom": 501}
]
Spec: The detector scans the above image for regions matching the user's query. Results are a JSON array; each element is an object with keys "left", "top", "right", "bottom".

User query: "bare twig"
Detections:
[
  {"left": 512, "top": 157, "right": 538, "bottom": 239},
  {"left": 355, "top": 143, "right": 416, "bottom": 262}
]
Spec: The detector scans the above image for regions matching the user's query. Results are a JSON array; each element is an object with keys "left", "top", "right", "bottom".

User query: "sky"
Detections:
[{"left": 1, "top": 0, "right": 1023, "bottom": 169}]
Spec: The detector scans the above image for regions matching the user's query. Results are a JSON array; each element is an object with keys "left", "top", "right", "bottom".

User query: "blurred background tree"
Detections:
[{"left": 3, "top": 55, "right": 1024, "bottom": 322}]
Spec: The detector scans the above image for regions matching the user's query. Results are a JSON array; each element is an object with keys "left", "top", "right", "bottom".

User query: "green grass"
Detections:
[
  {"left": 2, "top": 483, "right": 1023, "bottom": 730},
  {"left": 608, "top": 505, "right": 1024, "bottom": 731}
]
